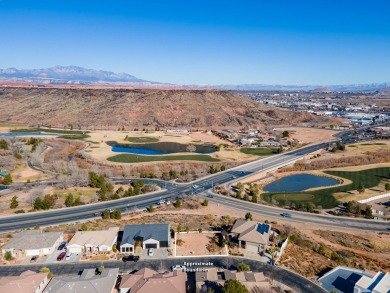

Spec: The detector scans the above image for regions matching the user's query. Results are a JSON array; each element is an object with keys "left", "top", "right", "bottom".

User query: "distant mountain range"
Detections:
[
  {"left": 0, "top": 66, "right": 163, "bottom": 86},
  {"left": 0, "top": 66, "right": 389, "bottom": 92}
]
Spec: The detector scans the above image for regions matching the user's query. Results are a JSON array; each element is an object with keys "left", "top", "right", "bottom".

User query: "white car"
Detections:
[
  {"left": 148, "top": 248, "right": 154, "bottom": 256},
  {"left": 171, "top": 265, "right": 186, "bottom": 271},
  {"left": 65, "top": 253, "right": 73, "bottom": 261},
  {"left": 165, "top": 200, "right": 171, "bottom": 205}
]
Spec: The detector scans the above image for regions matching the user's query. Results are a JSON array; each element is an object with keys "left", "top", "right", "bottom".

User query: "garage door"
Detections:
[
  {"left": 246, "top": 243, "right": 259, "bottom": 253},
  {"left": 26, "top": 249, "right": 40, "bottom": 256},
  {"left": 145, "top": 244, "right": 157, "bottom": 249},
  {"left": 68, "top": 247, "right": 83, "bottom": 254}
]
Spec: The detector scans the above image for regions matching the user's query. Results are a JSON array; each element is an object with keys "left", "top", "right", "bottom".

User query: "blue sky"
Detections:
[{"left": 0, "top": 0, "right": 389, "bottom": 85}]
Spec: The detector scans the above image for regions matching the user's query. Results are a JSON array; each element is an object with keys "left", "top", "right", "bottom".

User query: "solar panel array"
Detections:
[{"left": 256, "top": 223, "right": 270, "bottom": 235}]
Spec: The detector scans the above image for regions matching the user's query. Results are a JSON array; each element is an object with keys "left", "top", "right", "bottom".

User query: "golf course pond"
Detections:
[
  {"left": 0, "top": 132, "right": 58, "bottom": 137},
  {"left": 107, "top": 141, "right": 217, "bottom": 155},
  {"left": 263, "top": 174, "right": 340, "bottom": 193}
]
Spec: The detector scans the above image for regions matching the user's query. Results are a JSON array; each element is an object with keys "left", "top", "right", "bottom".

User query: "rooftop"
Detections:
[
  {"left": 67, "top": 227, "right": 119, "bottom": 247},
  {"left": 230, "top": 219, "right": 271, "bottom": 245},
  {"left": 318, "top": 266, "right": 374, "bottom": 293},
  {"left": 2, "top": 230, "right": 62, "bottom": 250},
  {"left": 122, "top": 224, "right": 169, "bottom": 246},
  {"left": 43, "top": 268, "right": 119, "bottom": 293},
  {"left": 120, "top": 268, "right": 186, "bottom": 293},
  {"left": 0, "top": 270, "right": 47, "bottom": 293}
]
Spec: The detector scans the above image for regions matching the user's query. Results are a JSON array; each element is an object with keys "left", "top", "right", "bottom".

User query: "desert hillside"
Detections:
[{"left": 0, "top": 87, "right": 334, "bottom": 129}]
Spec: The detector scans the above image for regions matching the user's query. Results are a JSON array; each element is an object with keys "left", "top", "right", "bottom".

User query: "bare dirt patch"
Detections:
[{"left": 176, "top": 232, "right": 226, "bottom": 256}]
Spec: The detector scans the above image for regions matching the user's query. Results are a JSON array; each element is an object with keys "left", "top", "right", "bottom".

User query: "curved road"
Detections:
[{"left": 0, "top": 141, "right": 388, "bottom": 232}]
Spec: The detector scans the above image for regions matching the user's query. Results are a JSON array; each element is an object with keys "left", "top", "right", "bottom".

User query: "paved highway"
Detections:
[{"left": 0, "top": 140, "right": 388, "bottom": 233}]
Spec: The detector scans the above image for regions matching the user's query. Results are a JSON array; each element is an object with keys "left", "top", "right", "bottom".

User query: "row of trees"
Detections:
[{"left": 235, "top": 182, "right": 260, "bottom": 203}]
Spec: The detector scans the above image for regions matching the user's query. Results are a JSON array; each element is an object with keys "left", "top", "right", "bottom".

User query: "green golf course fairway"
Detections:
[{"left": 261, "top": 167, "right": 390, "bottom": 209}]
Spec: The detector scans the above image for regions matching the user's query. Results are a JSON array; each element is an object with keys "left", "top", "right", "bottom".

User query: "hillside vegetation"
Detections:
[{"left": 0, "top": 87, "right": 334, "bottom": 129}]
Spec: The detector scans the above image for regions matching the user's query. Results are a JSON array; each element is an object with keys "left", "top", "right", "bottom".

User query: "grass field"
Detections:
[
  {"left": 59, "top": 134, "right": 91, "bottom": 140},
  {"left": 125, "top": 136, "right": 159, "bottom": 143},
  {"left": 262, "top": 167, "right": 390, "bottom": 209},
  {"left": 107, "top": 153, "right": 219, "bottom": 163},
  {"left": 240, "top": 147, "right": 277, "bottom": 156}
]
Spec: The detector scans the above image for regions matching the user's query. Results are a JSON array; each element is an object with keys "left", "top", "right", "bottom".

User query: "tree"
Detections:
[
  {"left": 112, "top": 244, "right": 118, "bottom": 253},
  {"left": 4, "top": 251, "right": 13, "bottom": 261},
  {"left": 111, "top": 209, "right": 122, "bottom": 219},
  {"left": 223, "top": 279, "right": 249, "bottom": 293},
  {"left": 245, "top": 212, "right": 252, "bottom": 221},
  {"left": 40, "top": 267, "right": 53, "bottom": 279},
  {"left": 81, "top": 223, "right": 88, "bottom": 231},
  {"left": 203, "top": 199, "right": 209, "bottom": 207},
  {"left": 282, "top": 131, "right": 289, "bottom": 138},
  {"left": 34, "top": 197, "right": 43, "bottom": 210},
  {"left": 10, "top": 196, "right": 18, "bottom": 209},
  {"left": 175, "top": 199, "right": 181, "bottom": 208},
  {"left": 177, "top": 224, "right": 182, "bottom": 232},
  {"left": 220, "top": 165, "right": 226, "bottom": 171},
  {"left": 365, "top": 206, "right": 373, "bottom": 218},
  {"left": 2, "top": 174, "right": 13, "bottom": 185},
  {"left": 34, "top": 224, "right": 40, "bottom": 230},
  {"left": 385, "top": 183, "right": 390, "bottom": 192},
  {"left": 356, "top": 205, "right": 362, "bottom": 216},
  {"left": 357, "top": 184, "right": 365, "bottom": 194},
  {"left": 0, "top": 139, "right": 8, "bottom": 150},
  {"left": 148, "top": 205, "right": 155, "bottom": 213},
  {"left": 65, "top": 193, "right": 74, "bottom": 207},
  {"left": 102, "top": 209, "right": 110, "bottom": 219},
  {"left": 346, "top": 201, "right": 353, "bottom": 213},
  {"left": 97, "top": 266, "right": 105, "bottom": 274},
  {"left": 237, "top": 262, "right": 250, "bottom": 272}
]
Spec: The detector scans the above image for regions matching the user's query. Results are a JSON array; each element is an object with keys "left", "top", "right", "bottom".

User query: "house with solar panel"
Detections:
[{"left": 229, "top": 220, "right": 271, "bottom": 253}]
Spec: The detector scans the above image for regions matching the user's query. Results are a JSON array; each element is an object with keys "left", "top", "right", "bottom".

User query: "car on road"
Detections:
[
  {"left": 165, "top": 200, "right": 171, "bottom": 205},
  {"left": 122, "top": 255, "right": 140, "bottom": 262},
  {"left": 65, "top": 253, "right": 72, "bottom": 261},
  {"left": 57, "top": 252, "right": 66, "bottom": 261},
  {"left": 280, "top": 212, "right": 292, "bottom": 218},
  {"left": 171, "top": 265, "right": 186, "bottom": 271},
  {"left": 94, "top": 212, "right": 102, "bottom": 217},
  {"left": 58, "top": 241, "right": 67, "bottom": 250},
  {"left": 207, "top": 194, "right": 214, "bottom": 198},
  {"left": 148, "top": 248, "right": 154, "bottom": 256},
  {"left": 30, "top": 255, "right": 39, "bottom": 263}
]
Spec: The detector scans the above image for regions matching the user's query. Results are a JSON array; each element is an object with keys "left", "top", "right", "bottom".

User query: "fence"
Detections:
[
  {"left": 275, "top": 237, "right": 289, "bottom": 264},
  {"left": 357, "top": 193, "right": 390, "bottom": 204}
]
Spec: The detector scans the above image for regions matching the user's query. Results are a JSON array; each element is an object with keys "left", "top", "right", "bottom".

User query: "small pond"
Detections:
[
  {"left": 263, "top": 174, "right": 339, "bottom": 193},
  {"left": 108, "top": 141, "right": 216, "bottom": 155},
  {"left": 0, "top": 132, "right": 58, "bottom": 137}
]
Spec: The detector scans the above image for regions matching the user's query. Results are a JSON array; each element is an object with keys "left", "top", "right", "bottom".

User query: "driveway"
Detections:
[
  {"left": 138, "top": 248, "right": 169, "bottom": 260},
  {"left": 45, "top": 250, "right": 81, "bottom": 264}
]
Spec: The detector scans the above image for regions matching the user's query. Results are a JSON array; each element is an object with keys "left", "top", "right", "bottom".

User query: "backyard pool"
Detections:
[{"left": 263, "top": 174, "right": 340, "bottom": 193}]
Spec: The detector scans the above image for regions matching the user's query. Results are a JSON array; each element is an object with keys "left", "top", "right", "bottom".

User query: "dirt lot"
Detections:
[
  {"left": 274, "top": 127, "right": 338, "bottom": 144},
  {"left": 176, "top": 232, "right": 227, "bottom": 256}
]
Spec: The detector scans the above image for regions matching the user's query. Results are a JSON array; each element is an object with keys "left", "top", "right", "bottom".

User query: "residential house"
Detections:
[
  {"left": 319, "top": 266, "right": 390, "bottom": 293},
  {"left": 0, "top": 270, "right": 49, "bottom": 293},
  {"left": 2, "top": 230, "right": 63, "bottom": 258},
  {"left": 230, "top": 220, "right": 271, "bottom": 253},
  {"left": 43, "top": 268, "right": 119, "bottom": 293},
  {"left": 354, "top": 272, "right": 390, "bottom": 293},
  {"left": 119, "top": 268, "right": 186, "bottom": 293},
  {"left": 196, "top": 268, "right": 267, "bottom": 291},
  {"left": 66, "top": 227, "right": 119, "bottom": 254},
  {"left": 120, "top": 224, "right": 170, "bottom": 254}
]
